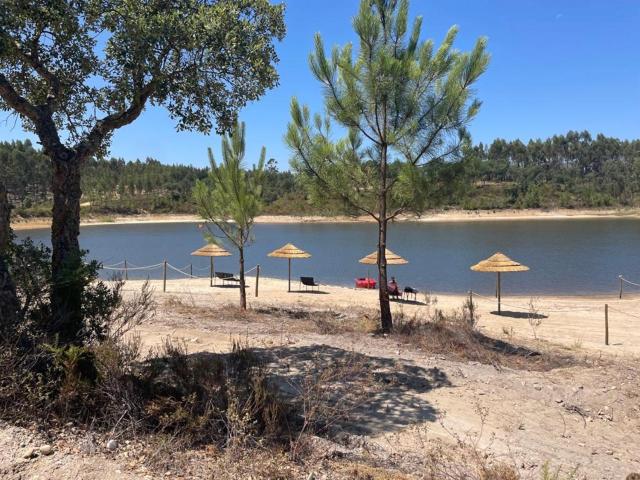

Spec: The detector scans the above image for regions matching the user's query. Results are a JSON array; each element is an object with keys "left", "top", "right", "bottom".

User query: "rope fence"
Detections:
[
  {"left": 618, "top": 275, "right": 640, "bottom": 299},
  {"left": 102, "top": 263, "right": 163, "bottom": 271},
  {"left": 468, "top": 289, "right": 640, "bottom": 347},
  {"left": 100, "top": 258, "right": 262, "bottom": 296},
  {"left": 100, "top": 258, "right": 640, "bottom": 346},
  {"left": 470, "top": 291, "right": 595, "bottom": 313}
]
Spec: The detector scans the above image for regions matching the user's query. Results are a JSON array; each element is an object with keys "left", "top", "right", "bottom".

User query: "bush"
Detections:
[{"left": 5, "top": 235, "right": 140, "bottom": 344}]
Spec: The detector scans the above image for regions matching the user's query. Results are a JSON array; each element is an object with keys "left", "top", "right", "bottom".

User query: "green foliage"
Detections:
[
  {"left": 193, "top": 121, "right": 266, "bottom": 308},
  {"left": 4, "top": 132, "right": 640, "bottom": 217},
  {"left": 193, "top": 121, "right": 265, "bottom": 250},
  {"left": 460, "top": 131, "right": 640, "bottom": 209},
  {"left": 286, "top": 0, "right": 489, "bottom": 219},
  {"left": 285, "top": 0, "right": 489, "bottom": 330},
  {"left": 0, "top": 0, "right": 286, "bottom": 144},
  {"left": 5, "top": 233, "right": 139, "bottom": 344},
  {"left": 0, "top": 140, "right": 304, "bottom": 217}
]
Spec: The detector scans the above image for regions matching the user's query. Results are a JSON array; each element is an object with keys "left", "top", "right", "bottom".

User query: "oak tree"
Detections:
[{"left": 0, "top": 0, "right": 285, "bottom": 343}]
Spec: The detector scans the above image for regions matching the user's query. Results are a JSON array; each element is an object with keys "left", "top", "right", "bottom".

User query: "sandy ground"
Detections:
[
  {"left": 124, "top": 276, "right": 640, "bottom": 357},
  {"left": 11, "top": 207, "right": 640, "bottom": 231},
  {"left": 2, "top": 277, "right": 639, "bottom": 479},
  {"left": 126, "top": 277, "right": 639, "bottom": 478}
]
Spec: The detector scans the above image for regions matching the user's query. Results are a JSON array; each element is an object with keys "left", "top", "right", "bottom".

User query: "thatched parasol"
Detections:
[
  {"left": 470, "top": 252, "right": 529, "bottom": 313},
  {"left": 268, "top": 243, "right": 311, "bottom": 292},
  {"left": 359, "top": 248, "right": 408, "bottom": 265},
  {"left": 191, "top": 244, "right": 232, "bottom": 287},
  {"left": 359, "top": 248, "right": 408, "bottom": 283}
]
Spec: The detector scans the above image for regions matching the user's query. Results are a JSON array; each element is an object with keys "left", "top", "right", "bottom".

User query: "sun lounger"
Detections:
[
  {"left": 214, "top": 271, "right": 240, "bottom": 286},
  {"left": 300, "top": 276, "right": 320, "bottom": 292},
  {"left": 403, "top": 286, "right": 418, "bottom": 301},
  {"left": 355, "top": 277, "right": 376, "bottom": 289}
]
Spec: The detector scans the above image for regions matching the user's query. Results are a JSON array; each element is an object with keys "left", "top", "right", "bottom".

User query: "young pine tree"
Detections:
[
  {"left": 193, "top": 122, "right": 265, "bottom": 309},
  {"left": 286, "top": 0, "right": 489, "bottom": 332}
]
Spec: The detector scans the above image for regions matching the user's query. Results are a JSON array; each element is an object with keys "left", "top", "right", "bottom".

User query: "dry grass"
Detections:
[
  {"left": 391, "top": 310, "right": 577, "bottom": 371},
  {"left": 159, "top": 299, "right": 579, "bottom": 372}
]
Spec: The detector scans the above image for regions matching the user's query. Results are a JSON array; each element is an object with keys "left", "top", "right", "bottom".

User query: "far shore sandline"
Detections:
[{"left": 11, "top": 208, "right": 640, "bottom": 231}]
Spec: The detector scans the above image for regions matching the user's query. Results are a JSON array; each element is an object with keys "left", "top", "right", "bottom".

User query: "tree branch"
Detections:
[
  {"left": 0, "top": 74, "right": 39, "bottom": 123},
  {"left": 75, "top": 81, "right": 157, "bottom": 159}
]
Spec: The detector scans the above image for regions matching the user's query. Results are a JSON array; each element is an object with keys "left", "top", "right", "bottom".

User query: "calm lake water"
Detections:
[{"left": 16, "top": 219, "right": 640, "bottom": 295}]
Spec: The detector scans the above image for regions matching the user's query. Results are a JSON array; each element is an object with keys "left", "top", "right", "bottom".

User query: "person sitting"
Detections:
[{"left": 388, "top": 277, "right": 400, "bottom": 299}]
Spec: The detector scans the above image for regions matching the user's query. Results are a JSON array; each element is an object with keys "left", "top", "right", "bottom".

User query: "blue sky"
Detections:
[{"left": 1, "top": 0, "right": 639, "bottom": 170}]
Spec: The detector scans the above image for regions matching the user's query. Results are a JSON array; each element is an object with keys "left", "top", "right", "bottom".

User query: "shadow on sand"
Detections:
[
  {"left": 290, "top": 289, "right": 330, "bottom": 295},
  {"left": 253, "top": 344, "right": 450, "bottom": 435},
  {"left": 490, "top": 310, "right": 548, "bottom": 319},
  {"left": 391, "top": 297, "right": 426, "bottom": 306}
]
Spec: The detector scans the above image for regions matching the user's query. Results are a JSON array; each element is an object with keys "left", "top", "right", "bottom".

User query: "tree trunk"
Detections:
[
  {"left": 238, "top": 244, "right": 247, "bottom": 310},
  {"left": 50, "top": 152, "right": 84, "bottom": 344},
  {"left": 0, "top": 183, "right": 20, "bottom": 333},
  {"left": 378, "top": 217, "right": 392, "bottom": 332},
  {"left": 378, "top": 143, "right": 392, "bottom": 333}
]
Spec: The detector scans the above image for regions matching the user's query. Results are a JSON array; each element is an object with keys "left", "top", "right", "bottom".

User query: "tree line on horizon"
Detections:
[{"left": 2, "top": 130, "right": 639, "bottom": 218}]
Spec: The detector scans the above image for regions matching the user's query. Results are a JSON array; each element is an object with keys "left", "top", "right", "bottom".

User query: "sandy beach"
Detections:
[
  {"left": 11, "top": 207, "right": 640, "bottom": 231},
  {"left": 121, "top": 275, "right": 640, "bottom": 357},
  {"left": 111, "top": 276, "right": 640, "bottom": 478}
]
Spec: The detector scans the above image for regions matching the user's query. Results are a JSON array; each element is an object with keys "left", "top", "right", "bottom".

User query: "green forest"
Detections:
[{"left": 2, "top": 130, "right": 639, "bottom": 219}]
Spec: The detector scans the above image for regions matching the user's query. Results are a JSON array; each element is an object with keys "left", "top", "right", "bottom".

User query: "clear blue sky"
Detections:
[{"left": 1, "top": 0, "right": 639, "bottom": 170}]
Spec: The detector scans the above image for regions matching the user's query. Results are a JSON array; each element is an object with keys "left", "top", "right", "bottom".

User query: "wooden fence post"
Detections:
[
  {"left": 255, "top": 264, "right": 260, "bottom": 297},
  {"left": 163, "top": 260, "right": 167, "bottom": 293},
  {"left": 605, "top": 303, "right": 609, "bottom": 346},
  {"left": 619, "top": 276, "right": 623, "bottom": 299},
  {"left": 124, "top": 259, "right": 128, "bottom": 281}
]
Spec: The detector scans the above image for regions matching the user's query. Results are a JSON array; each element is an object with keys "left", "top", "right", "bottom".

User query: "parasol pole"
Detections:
[
  {"left": 288, "top": 258, "right": 291, "bottom": 292},
  {"left": 497, "top": 272, "right": 501, "bottom": 313},
  {"left": 210, "top": 257, "right": 213, "bottom": 287}
]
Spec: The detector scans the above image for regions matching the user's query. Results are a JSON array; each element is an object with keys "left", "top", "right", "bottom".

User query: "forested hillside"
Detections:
[
  {"left": 1, "top": 131, "right": 639, "bottom": 218},
  {"left": 463, "top": 131, "right": 640, "bottom": 209}
]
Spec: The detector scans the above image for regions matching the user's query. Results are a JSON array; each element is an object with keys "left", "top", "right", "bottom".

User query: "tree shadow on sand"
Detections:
[
  {"left": 491, "top": 310, "right": 547, "bottom": 319},
  {"left": 252, "top": 344, "right": 450, "bottom": 436}
]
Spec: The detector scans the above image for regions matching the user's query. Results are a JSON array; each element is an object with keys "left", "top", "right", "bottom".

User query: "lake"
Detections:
[{"left": 15, "top": 218, "right": 640, "bottom": 295}]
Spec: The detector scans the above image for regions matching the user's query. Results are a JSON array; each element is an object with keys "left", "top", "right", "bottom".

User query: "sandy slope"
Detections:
[
  {"left": 124, "top": 278, "right": 639, "bottom": 478},
  {"left": 2, "top": 278, "right": 639, "bottom": 479}
]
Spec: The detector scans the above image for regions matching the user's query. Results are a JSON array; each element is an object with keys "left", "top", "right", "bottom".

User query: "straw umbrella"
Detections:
[
  {"left": 470, "top": 252, "right": 529, "bottom": 313},
  {"left": 359, "top": 248, "right": 408, "bottom": 284},
  {"left": 268, "top": 243, "right": 311, "bottom": 292},
  {"left": 191, "top": 244, "right": 232, "bottom": 287},
  {"left": 359, "top": 248, "right": 408, "bottom": 266}
]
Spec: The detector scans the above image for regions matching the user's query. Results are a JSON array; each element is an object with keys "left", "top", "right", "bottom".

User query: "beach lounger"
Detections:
[
  {"left": 215, "top": 271, "right": 240, "bottom": 286},
  {"left": 355, "top": 277, "right": 376, "bottom": 289},
  {"left": 403, "top": 286, "right": 418, "bottom": 301},
  {"left": 300, "top": 276, "right": 320, "bottom": 292}
]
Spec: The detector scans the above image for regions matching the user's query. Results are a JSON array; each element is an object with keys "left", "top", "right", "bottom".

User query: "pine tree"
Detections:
[
  {"left": 286, "top": 0, "right": 489, "bottom": 331},
  {"left": 193, "top": 122, "right": 265, "bottom": 309}
]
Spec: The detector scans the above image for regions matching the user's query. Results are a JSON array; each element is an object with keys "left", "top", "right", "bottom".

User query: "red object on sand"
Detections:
[{"left": 355, "top": 277, "right": 376, "bottom": 289}]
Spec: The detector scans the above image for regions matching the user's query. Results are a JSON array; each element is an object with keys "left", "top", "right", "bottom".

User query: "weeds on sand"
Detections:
[{"left": 391, "top": 306, "right": 574, "bottom": 371}]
